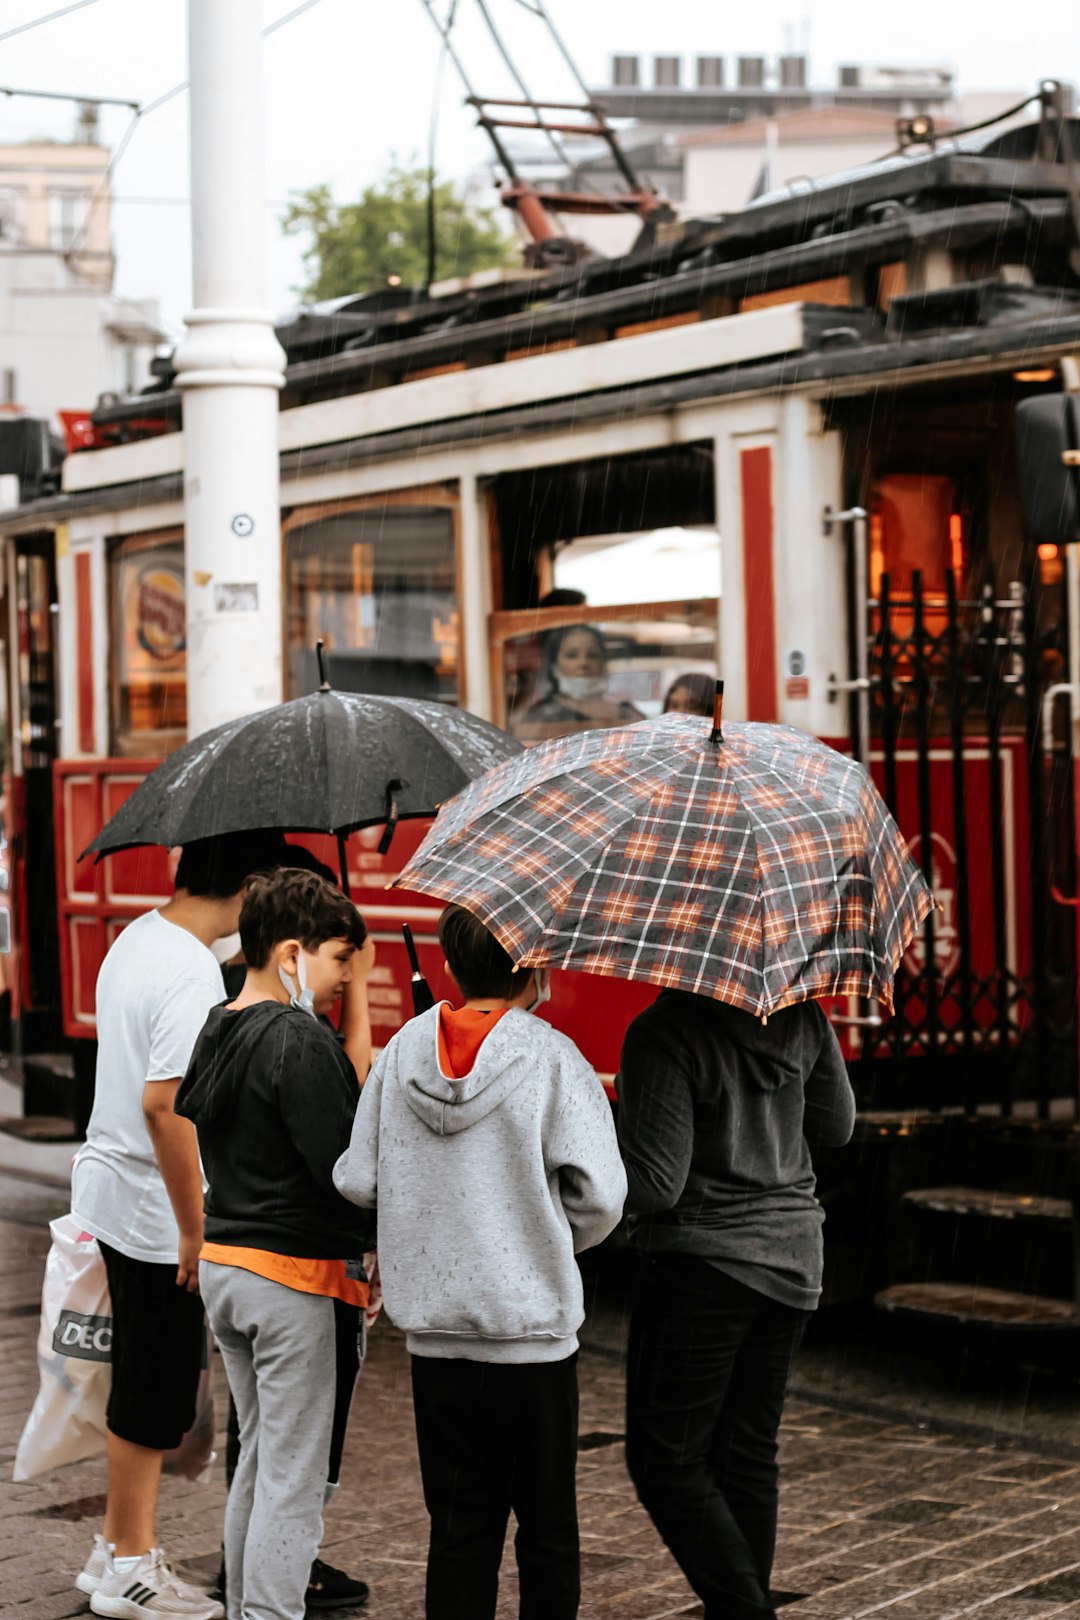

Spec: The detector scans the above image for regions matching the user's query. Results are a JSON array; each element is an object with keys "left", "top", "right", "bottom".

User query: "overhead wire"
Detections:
[
  {"left": 60, "top": 0, "right": 328, "bottom": 268},
  {"left": 876, "top": 90, "right": 1043, "bottom": 162},
  {"left": 473, "top": 0, "right": 582, "bottom": 184},
  {"left": 425, "top": 0, "right": 459, "bottom": 289},
  {"left": 0, "top": 0, "right": 102, "bottom": 48}
]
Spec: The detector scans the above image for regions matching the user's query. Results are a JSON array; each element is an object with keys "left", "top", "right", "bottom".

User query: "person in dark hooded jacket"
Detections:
[
  {"left": 175, "top": 870, "right": 373, "bottom": 1620},
  {"left": 616, "top": 991, "right": 855, "bottom": 1620}
]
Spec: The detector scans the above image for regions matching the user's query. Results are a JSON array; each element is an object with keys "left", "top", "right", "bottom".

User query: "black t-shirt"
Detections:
[{"left": 176, "top": 1001, "right": 373, "bottom": 1258}]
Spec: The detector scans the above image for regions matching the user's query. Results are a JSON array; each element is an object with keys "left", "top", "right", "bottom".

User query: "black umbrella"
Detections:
[{"left": 82, "top": 655, "right": 523, "bottom": 891}]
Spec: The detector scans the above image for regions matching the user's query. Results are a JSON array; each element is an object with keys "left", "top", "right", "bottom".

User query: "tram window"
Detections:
[
  {"left": 284, "top": 503, "right": 458, "bottom": 702},
  {"left": 501, "top": 607, "right": 718, "bottom": 741},
  {"left": 110, "top": 534, "right": 186, "bottom": 755},
  {"left": 491, "top": 445, "right": 719, "bottom": 739},
  {"left": 869, "top": 473, "right": 967, "bottom": 597}
]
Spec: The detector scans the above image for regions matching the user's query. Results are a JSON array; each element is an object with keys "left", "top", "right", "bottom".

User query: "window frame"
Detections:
[
  {"left": 488, "top": 596, "right": 721, "bottom": 734},
  {"left": 107, "top": 527, "right": 187, "bottom": 759},
  {"left": 279, "top": 485, "right": 465, "bottom": 706}
]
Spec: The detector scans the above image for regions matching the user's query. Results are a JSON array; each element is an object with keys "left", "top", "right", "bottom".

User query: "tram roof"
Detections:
[
  {"left": 78, "top": 110, "right": 1079, "bottom": 434},
  {"left": 3, "top": 109, "right": 1080, "bottom": 527}
]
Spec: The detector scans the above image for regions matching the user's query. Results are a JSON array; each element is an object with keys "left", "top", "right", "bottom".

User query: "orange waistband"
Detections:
[{"left": 200, "top": 1242, "right": 370, "bottom": 1308}]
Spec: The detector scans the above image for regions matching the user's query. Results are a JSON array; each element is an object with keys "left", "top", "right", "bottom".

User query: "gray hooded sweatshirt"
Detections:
[{"left": 333, "top": 1004, "right": 627, "bottom": 1363}]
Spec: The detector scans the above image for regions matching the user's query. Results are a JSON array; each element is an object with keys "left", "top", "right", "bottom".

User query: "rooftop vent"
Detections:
[
  {"left": 779, "top": 54, "right": 807, "bottom": 88},
  {"left": 654, "top": 55, "right": 681, "bottom": 88},
  {"left": 696, "top": 55, "right": 725, "bottom": 88},
  {"left": 611, "top": 54, "right": 640, "bottom": 88},
  {"left": 738, "top": 55, "right": 766, "bottom": 88}
]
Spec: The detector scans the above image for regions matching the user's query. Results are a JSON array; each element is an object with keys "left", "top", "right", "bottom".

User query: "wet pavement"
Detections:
[{"left": 6, "top": 1213, "right": 1080, "bottom": 1617}]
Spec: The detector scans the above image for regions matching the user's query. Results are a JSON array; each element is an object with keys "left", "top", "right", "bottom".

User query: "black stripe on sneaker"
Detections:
[{"left": 123, "top": 1583, "right": 151, "bottom": 1603}]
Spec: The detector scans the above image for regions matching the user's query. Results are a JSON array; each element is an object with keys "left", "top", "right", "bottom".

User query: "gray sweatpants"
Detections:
[{"left": 201, "top": 1262, "right": 338, "bottom": 1620}]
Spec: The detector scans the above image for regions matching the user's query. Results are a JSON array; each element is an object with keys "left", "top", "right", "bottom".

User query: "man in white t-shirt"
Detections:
[{"left": 71, "top": 831, "right": 282, "bottom": 1620}]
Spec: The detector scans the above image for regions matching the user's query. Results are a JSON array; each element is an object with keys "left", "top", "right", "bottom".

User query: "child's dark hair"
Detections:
[
  {"left": 175, "top": 831, "right": 288, "bottom": 899},
  {"left": 239, "top": 869, "right": 367, "bottom": 970},
  {"left": 438, "top": 903, "right": 520, "bottom": 1001}
]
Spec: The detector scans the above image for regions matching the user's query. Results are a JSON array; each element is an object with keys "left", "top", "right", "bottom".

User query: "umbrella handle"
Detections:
[
  {"left": 377, "top": 778, "right": 408, "bottom": 856},
  {"left": 402, "top": 923, "right": 437, "bottom": 1015},
  {"left": 336, "top": 830, "right": 351, "bottom": 899},
  {"left": 316, "top": 639, "right": 331, "bottom": 692},
  {"left": 402, "top": 922, "right": 422, "bottom": 976},
  {"left": 710, "top": 679, "right": 725, "bottom": 746}
]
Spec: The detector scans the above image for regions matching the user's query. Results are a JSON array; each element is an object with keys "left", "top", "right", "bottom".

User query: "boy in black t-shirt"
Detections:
[{"left": 176, "top": 871, "right": 374, "bottom": 1620}]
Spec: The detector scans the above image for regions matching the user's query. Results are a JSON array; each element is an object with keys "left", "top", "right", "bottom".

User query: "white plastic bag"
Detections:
[
  {"left": 165, "top": 1360, "right": 216, "bottom": 1484},
  {"left": 13, "top": 1215, "right": 216, "bottom": 1483},
  {"left": 13, "top": 1215, "right": 110, "bottom": 1481}
]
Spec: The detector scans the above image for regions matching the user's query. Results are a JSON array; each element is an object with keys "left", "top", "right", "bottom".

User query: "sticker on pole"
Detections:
[{"left": 214, "top": 582, "right": 259, "bottom": 613}]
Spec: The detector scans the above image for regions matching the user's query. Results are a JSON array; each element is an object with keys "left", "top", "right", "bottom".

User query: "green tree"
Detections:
[{"left": 282, "top": 163, "right": 517, "bottom": 299}]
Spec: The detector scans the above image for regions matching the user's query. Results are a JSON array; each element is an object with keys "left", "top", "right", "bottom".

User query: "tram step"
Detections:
[
  {"left": 874, "top": 1282, "right": 1080, "bottom": 1330},
  {"left": 900, "top": 1186, "right": 1072, "bottom": 1222}
]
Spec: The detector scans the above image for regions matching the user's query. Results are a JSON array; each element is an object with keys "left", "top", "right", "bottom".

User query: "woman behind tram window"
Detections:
[
  {"left": 514, "top": 624, "right": 644, "bottom": 741},
  {"left": 663, "top": 672, "right": 715, "bottom": 717}
]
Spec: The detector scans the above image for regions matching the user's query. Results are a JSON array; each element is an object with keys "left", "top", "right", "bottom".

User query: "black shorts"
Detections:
[{"left": 99, "top": 1240, "right": 204, "bottom": 1451}]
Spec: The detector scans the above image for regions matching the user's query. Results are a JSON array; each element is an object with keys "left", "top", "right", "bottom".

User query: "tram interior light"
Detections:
[
  {"left": 1038, "top": 543, "right": 1060, "bottom": 561},
  {"left": 1014, "top": 369, "right": 1057, "bottom": 383},
  {"left": 949, "top": 513, "right": 963, "bottom": 574}
]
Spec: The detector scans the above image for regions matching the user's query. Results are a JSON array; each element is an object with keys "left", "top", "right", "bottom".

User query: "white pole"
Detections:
[
  {"left": 458, "top": 472, "right": 494, "bottom": 719},
  {"left": 174, "top": 0, "right": 287, "bottom": 739}
]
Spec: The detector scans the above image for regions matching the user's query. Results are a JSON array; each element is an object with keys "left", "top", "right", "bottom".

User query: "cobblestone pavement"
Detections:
[{"left": 7, "top": 1217, "right": 1080, "bottom": 1620}]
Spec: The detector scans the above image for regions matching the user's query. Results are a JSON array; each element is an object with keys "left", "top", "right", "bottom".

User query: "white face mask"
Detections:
[
  {"left": 279, "top": 949, "right": 316, "bottom": 1017},
  {"left": 555, "top": 673, "right": 607, "bottom": 702},
  {"left": 525, "top": 968, "right": 551, "bottom": 1014}
]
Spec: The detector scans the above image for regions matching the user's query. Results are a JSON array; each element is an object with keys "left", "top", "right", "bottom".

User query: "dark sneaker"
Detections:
[{"left": 305, "top": 1560, "right": 370, "bottom": 1610}]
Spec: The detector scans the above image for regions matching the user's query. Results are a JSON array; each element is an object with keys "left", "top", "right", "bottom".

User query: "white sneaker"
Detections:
[
  {"left": 89, "top": 1548, "right": 225, "bottom": 1620},
  {"left": 75, "top": 1534, "right": 112, "bottom": 1596}
]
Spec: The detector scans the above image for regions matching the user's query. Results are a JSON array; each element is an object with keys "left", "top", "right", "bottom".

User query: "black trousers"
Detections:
[
  {"left": 626, "top": 1256, "right": 810, "bottom": 1620},
  {"left": 411, "top": 1354, "right": 580, "bottom": 1620}
]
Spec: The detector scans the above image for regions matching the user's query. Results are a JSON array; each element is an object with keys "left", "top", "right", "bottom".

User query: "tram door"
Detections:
[
  {"left": 11, "top": 535, "right": 62, "bottom": 1051},
  {"left": 842, "top": 387, "right": 1077, "bottom": 1114}
]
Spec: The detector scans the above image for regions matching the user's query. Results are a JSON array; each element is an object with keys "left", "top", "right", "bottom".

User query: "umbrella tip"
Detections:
[
  {"left": 316, "top": 639, "right": 331, "bottom": 693},
  {"left": 710, "top": 680, "right": 725, "bottom": 747}
]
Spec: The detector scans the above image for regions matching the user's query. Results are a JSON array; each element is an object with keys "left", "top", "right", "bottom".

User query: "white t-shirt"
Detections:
[{"left": 71, "top": 909, "right": 225, "bottom": 1265}]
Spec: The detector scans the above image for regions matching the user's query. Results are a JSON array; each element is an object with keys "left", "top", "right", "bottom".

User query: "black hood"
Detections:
[
  {"left": 175, "top": 1001, "right": 293, "bottom": 1129},
  {"left": 174, "top": 998, "right": 372, "bottom": 1261},
  {"left": 660, "top": 992, "right": 814, "bottom": 1091}
]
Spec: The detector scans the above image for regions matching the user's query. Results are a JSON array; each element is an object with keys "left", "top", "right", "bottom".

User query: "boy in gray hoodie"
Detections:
[{"left": 334, "top": 904, "right": 626, "bottom": 1620}]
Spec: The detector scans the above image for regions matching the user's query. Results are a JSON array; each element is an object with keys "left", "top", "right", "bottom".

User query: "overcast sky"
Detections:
[{"left": 1, "top": 0, "right": 1077, "bottom": 335}]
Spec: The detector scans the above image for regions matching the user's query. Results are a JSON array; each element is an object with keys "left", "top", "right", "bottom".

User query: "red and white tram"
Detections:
[{"left": 3, "top": 93, "right": 1080, "bottom": 1321}]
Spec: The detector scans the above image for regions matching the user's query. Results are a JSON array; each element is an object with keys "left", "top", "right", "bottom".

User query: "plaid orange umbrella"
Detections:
[{"left": 395, "top": 707, "right": 934, "bottom": 1018}]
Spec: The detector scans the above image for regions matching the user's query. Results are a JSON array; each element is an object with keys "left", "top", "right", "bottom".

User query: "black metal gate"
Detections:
[{"left": 858, "top": 564, "right": 1077, "bottom": 1117}]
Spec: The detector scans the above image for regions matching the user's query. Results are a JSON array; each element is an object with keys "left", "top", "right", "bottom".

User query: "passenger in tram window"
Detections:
[
  {"left": 663, "top": 672, "right": 715, "bottom": 717},
  {"left": 514, "top": 624, "right": 645, "bottom": 741}
]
